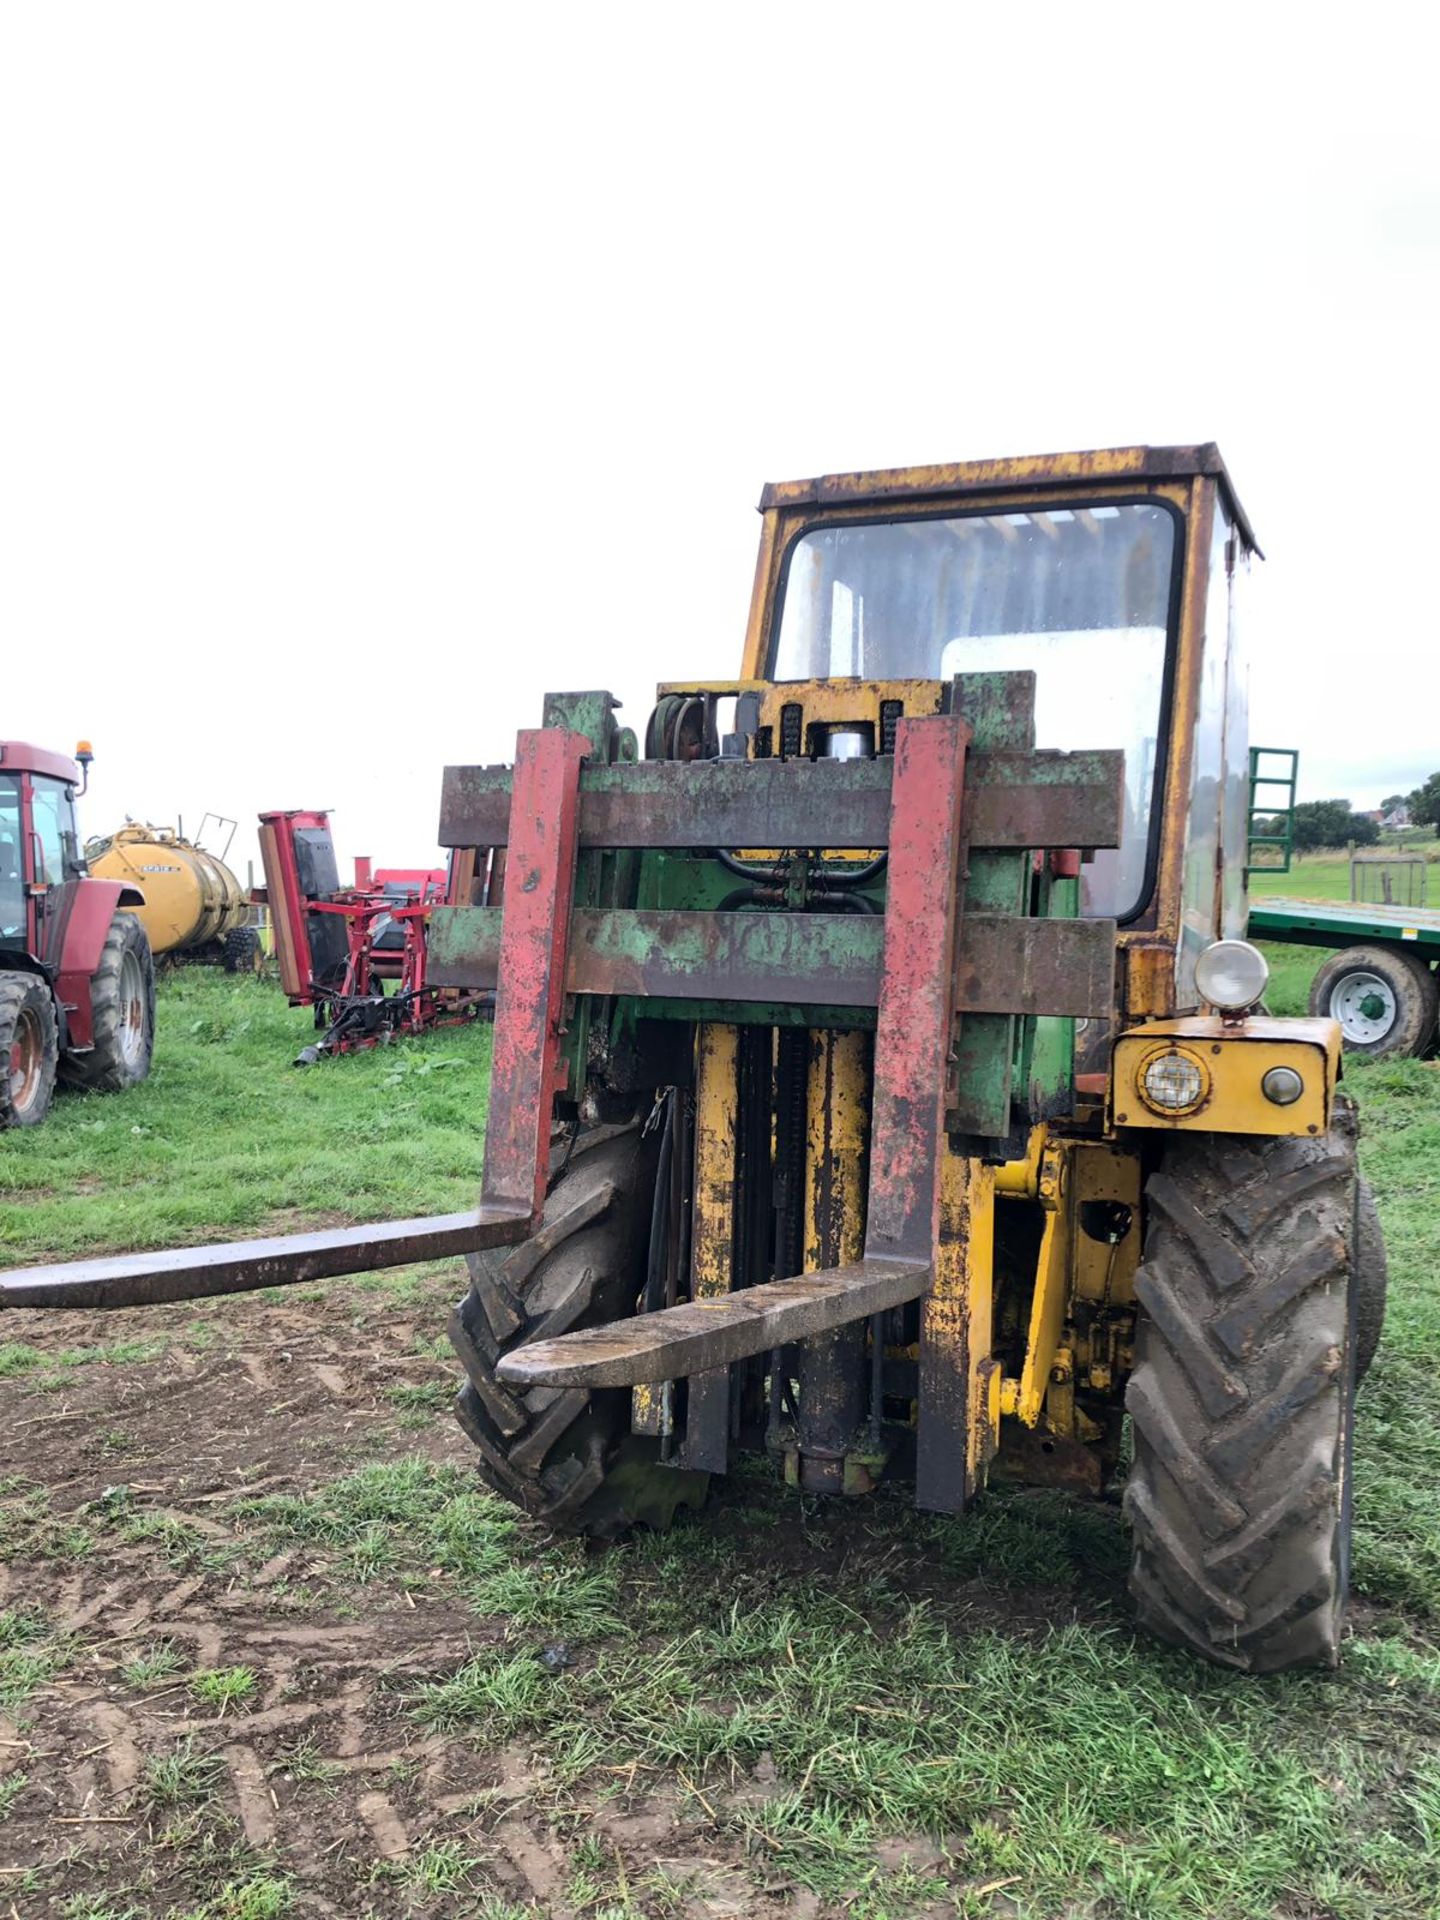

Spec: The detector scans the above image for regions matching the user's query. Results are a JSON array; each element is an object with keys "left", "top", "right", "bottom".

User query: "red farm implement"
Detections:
[{"left": 256, "top": 808, "right": 491, "bottom": 1064}]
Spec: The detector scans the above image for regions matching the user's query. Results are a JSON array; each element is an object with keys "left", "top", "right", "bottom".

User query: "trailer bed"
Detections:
[{"left": 1248, "top": 895, "right": 1440, "bottom": 952}]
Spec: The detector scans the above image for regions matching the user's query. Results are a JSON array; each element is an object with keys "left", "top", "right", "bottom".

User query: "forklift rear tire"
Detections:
[
  {"left": 1125, "top": 1107, "right": 1363, "bottom": 1672},
  {"left": 449, "top": 1121, "right": 709, "bottom": 1536},
  {"left": 0, "top": 971, "right": 59, "bottom": 1128},
  {"left": 61, "top": 913, "right": 156, "bottom": 1092},
  {"left": 1309, "top": 944, "right": 1437, "bottom": 1058}
]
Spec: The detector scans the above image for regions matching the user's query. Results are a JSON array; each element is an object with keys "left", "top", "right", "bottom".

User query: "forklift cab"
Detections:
[{"left": 739, "top": 445, "right": 1259, "bottom": 1015}]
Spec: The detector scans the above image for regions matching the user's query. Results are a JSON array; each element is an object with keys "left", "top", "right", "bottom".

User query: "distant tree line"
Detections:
[
  {"left": 1254, "top": 774, "right": 1440, "bottom": 853},
  {"left": 1403, "top": 772, "right": 1440, "bottom": 836}
]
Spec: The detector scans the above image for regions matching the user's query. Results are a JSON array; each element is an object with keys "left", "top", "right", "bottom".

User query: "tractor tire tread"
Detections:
[
  {"left": 0, "top": 970, "right": 59, "bottom": 1128},
  {"left": 449, "top": 1121, "right": 708, "bottom": 1536},
  {"left": 60, "top": 913, "right": 155, "bottom": 1092},
  {"left": 1125, "top": 1107, "right": 1361, "bottom": 1672}
]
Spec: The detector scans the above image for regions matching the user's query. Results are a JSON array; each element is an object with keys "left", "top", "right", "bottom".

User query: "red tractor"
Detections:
[{"left": 0, "top": 740, "right": 156, "bottom": 1128}]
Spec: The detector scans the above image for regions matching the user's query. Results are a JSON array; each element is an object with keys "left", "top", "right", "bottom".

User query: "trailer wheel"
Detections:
[
  {"left": 61, "top": 913, "right": 156, "bottom": 1092},
  {"left": 222, "top": 925, "right": 262, "bottom": 974},
  {"left": 0, "top": 971, "right": 58, "bottom": 1127},
  {"left": 1124, "top": 1107, "right": 1362, "bottom": 1671},
  {"left": 1309, "top": 944, "right": 1437, "bottom": 1058},
  {"left": 449, "top": 1121, "right": 709, "bottom": 1536}
]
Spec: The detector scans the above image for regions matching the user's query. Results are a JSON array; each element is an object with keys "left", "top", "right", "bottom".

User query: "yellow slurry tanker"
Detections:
[{"left": 87, "top": 820, "right": 260, "bottom": 971}]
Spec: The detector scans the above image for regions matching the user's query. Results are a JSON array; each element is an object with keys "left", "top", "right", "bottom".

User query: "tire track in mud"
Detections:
[{"left": 0, "top": 1275, "right": 810, "bottom": 1918}]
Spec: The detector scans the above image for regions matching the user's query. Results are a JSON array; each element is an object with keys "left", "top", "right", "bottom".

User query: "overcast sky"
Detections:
[{"left": 4, "top": 6, "right": 1437, "bottom": 880}]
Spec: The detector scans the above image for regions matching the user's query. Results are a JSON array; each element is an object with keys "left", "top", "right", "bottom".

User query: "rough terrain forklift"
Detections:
[{"left": 2, "top": 446, "right": 1381, "bottom": 1672}]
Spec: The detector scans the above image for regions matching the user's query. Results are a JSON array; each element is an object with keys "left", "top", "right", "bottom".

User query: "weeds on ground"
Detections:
[
  {"left": 145, "top": 1741, "right": 225, "bottom": 1809},
  {"left": 189, "top": 1666, "right": 258, "bottom": 1715}
]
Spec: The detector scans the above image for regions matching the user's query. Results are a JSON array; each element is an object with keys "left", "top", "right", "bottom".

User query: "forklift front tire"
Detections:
[
  {"left": 449, "top": 1120, "right": 709, "bottom": 1537},
  {"left": 1125, "top": 1112, "right": 1362, "bottom": 1672}
]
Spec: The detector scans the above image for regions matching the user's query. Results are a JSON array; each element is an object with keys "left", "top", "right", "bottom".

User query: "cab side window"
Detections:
[{"left": 30, "top": 778, "right": 78, "bottom": 886}]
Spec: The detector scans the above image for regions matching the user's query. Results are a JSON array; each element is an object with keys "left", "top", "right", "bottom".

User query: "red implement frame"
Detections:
[{"left": 258, "top": 808, "right": 486, "bottom": 1058}]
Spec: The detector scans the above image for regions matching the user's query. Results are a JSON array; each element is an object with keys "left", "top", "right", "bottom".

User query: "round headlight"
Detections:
[
  {"left": 1194, "top": 939, "right": 1270, "bottom": 1012},
  {"left": 1139, "top": 1046, "right": 1209, "bottom": 1114},
  {"left": 1261, "top": 1065, "right": 1305, "bottom": 1106}
]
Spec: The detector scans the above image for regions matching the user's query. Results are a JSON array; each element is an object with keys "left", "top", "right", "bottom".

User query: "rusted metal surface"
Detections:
[
  {"left": 480, "top": 727, "right": 589, "bottom": 1220},
  {"left": 917, "top": 1153, "right": 995, "bottom": 1515},
  {"left": 954, "top": 915, "right": 1115, "bottom": 1019},
  {"left": 991, "top": 1419, "right": 1103, "bottom": 1495},
  {"left": 754, "top": 444, "right": 1258, "bottom": 554},
  {"left": 863, "top": 713, "right": 969, "bottom": 1266},
  {"left": 495, "top": 1257, "right": 932, "bottom": 1390},
  {"left": 429, "top": 906, "right": 1116, "bottom": 1018},
  {"left": 437, "top": 750, "right": 1124, "bottom": 855},
  {"left": 0, "top": 1209, "right": 530, "bottom": 1312},
  {"left": 678, "top": 1023, "right": 740, "bottom": 1472},
  {"left": 797, "top": 1030, "right": 872, "bottom": 1489},
  {"left": 948, "top": 672, "right": 1035, "bottom": 1138}
]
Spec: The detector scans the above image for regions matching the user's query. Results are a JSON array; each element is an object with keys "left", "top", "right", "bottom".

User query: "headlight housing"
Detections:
[
  {"left": 1194, "top": 939, "right": 1269, "bottom": 1013},
  {"left": 1138, "top": 1045, "right": 1210, "bottom": 1115}
]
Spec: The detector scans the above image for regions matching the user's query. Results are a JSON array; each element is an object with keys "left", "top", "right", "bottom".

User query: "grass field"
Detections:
[
  {"left": 2, "top": 966, "right": 1439, "bottom": 1917},
  {"left": 1250, "top": 841, "right": 1440, "bottom": 907}
]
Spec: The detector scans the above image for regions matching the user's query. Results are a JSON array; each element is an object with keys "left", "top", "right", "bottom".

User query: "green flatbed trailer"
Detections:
[{"left": 1248, "top": 895, "right": 1440, "bottom": 1057}]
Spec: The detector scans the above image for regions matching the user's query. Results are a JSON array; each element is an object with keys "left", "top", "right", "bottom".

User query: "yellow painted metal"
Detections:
[
  {"left": 694, "top": 1025, "right": 742, "bottom": 1290},
  {"left": 757, "top": 679, "right": 946, "bottom": 746},
  {"left": 632, "top": 1026, "right": 739, "bottom": 1436},
  {"left": 1112, "top": 1015, "right": 1339, "bottom": 1136},
  {"left": 921, "top": 1146, "right": 997, "bottom": 1502},
  {"left": 90, "top": 823, "right": 249, "bottom": 957},
  {"left": 1000, "top": 1140, "right": 1072, "bottom": 1426},
  {"left": 993, "top": 1122, "right": 1048, "bottom": 1198},
  {"left": 1070, "top": 1145, "right": 1141, "bottom": 1309},
  {"left": 997, "top": 1135, "right": 1142, "bottom": 1430},
  {"left": 803, "top": 1030, "right": 869, "bottom": 1269}
]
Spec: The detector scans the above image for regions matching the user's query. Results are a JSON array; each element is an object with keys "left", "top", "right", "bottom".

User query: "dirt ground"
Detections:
[{"left": 0, "top": 1276, "right": 932, "bottom": 1920}]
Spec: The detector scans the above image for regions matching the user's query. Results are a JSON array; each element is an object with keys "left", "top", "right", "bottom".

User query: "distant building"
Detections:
[{"left": 1382, "top": 804, "right": 1413, "bottom": 829}]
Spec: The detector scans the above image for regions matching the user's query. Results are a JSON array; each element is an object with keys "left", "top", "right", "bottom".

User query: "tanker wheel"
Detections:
[
  {"left": 222, "top": 925, "right": 262, "bottom": 974},
  {"left": 60, "top": 912, "right": 156, "bottom": 1092},
  {"left": 1125, "top": 1107, "right": 1365, "bottom": 1672},
  {"left": 0, "top": 972, "right": 59, "bottom": 1128},
  {"left": 449, "top": 1120, "right": 710, "bottom": 1536},
  {"left": 1309, "top": 944, "right": 1438, "bottom": 1058}
]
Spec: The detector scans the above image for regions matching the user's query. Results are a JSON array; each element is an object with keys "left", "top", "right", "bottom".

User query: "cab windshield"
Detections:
[{"left": 770, "top": 500, "right": 1179, "bottom": 920}]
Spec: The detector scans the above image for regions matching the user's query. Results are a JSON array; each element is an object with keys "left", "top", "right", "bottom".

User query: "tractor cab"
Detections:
[
  {"left": 0, "top": 740, "right": 154, "bottom": 1127},
  {"left": 0, "top": 741, "right": 91, "bottom": 955}
]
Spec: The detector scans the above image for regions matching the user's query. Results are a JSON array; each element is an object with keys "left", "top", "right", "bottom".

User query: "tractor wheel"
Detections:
[
  {"left": 0, "top": 971, "right": 58, "bottom": 1128},
  {"left": 1355, "top": 1178, "right": 1386, "bottom": 1385},
  {"left": 1309, "top": 944, "right": 1438, "bottom": 1058},
  {"left": 61, "top": 913, "right": 156, "bottom": 1092},
  {"left": 449, "top": 1120, "right": 709, "bottom": 1537},
  {"left": 222, "top": 925, "right": 262, "bottom": 974},
  {"left": 1125, "top": 1109, "right": 1364, "bottom": 1672}
]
